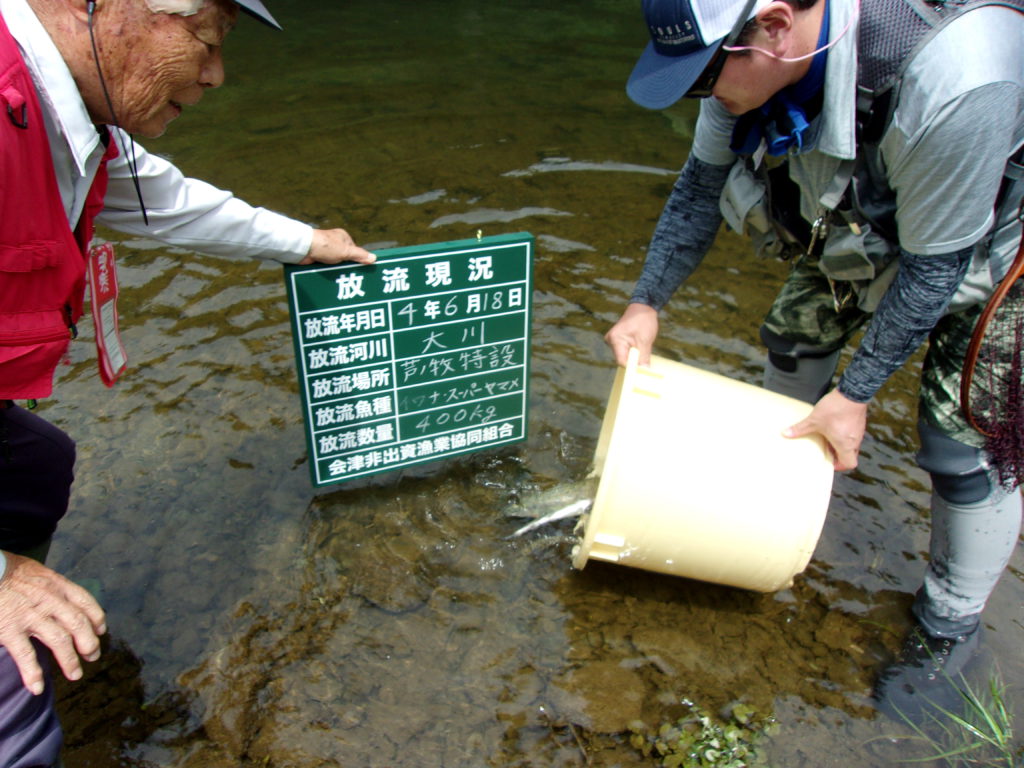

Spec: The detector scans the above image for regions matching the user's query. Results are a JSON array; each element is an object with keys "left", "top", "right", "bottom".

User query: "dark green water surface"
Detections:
[{"left": 44, "top": 1, "right": 1024, "bottom": 766}]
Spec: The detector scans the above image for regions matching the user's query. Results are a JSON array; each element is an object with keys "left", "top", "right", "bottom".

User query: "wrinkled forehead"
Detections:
[{"left": 144, "top": 0, "right": 238, "bottom": 39}]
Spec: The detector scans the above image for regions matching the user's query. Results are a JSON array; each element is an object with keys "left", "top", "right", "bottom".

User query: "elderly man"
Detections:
[
  {"left": 0, "top": 0, "right": 374, "bottom": 764},
  {"left": 607, "top": 0, "right": 1023, "bottom": 719}
]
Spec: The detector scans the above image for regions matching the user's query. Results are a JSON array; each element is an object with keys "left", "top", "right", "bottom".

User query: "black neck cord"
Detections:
[{"left": 86, "top": 0, "right": 148, "bottom": 225}]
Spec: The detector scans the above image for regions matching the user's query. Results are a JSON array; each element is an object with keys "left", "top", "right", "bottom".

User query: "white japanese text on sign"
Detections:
[{"left": 285, "top": 234, "right": 533, "bottom": 487}]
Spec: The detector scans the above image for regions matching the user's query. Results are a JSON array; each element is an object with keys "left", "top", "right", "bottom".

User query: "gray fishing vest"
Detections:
[{"left": 725, "top": 0, "right": 1024, "bottom": 312}]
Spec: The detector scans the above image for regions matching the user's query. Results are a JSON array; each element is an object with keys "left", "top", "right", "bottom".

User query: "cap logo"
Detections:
[
  {"left": 652, "top": 21, "right": 696, "bottom": 45},
  {"left": 655, "top": 20, "right": 696, "bottom": 39},
  {"left": 646, "top": 0, "right": 706, "bottom": 57}
]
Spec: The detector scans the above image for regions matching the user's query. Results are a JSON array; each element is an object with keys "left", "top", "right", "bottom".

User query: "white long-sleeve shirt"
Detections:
[{"left": 1, "top": 0, "right": 313, "bottom": 263}]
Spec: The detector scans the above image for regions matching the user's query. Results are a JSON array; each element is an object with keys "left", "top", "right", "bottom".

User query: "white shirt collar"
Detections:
[{"left": 0, "top": 0, "right": 102, "bottom": 177}]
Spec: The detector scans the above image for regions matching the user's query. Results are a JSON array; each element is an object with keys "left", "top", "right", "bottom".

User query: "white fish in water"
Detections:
[
  {"left": 503, "top": 478, "right": 598, "bottom": 520},
  {"left": 509, "top": 499, "right": 592, "bottom": 538}
]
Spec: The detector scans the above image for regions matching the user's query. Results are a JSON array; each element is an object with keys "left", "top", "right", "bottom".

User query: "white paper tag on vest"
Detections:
[{"left": 86, "top": 242, "right": 128, "bottom": 387}]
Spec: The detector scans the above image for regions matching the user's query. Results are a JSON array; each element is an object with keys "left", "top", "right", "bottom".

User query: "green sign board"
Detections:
[{"left": 284, "top": 232, "right": 534, "bottom": 487}]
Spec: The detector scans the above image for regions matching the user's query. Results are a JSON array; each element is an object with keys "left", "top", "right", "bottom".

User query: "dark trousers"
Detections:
[
  {"left": 0, "top": 404, "right": 75, "bottom": 552},
  {"left": 0, "top": 403, "right": 75, "bottom": 768}
]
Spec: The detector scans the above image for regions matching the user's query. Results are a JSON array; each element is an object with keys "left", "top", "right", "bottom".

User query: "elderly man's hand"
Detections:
[
  {"left": 783, "top": 388, "right": 869, "bottom": 471},
  {"left": 299, "top": 228, "right": 377, "bottom": 266},
  {"left": 0, "top": 554, "right": 106, "bottom": 695}
]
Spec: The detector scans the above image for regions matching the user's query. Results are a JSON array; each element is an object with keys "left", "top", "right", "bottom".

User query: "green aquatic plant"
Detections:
[
  {"left": 628, "top": 699, "right": 779, "bottom": 768},
  {"left": 891, "top": 671, "right": 1023, "bottom": 767}
]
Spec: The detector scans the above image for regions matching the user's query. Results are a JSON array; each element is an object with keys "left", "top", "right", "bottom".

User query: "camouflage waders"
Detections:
[{"left": 761, "top": 255, "right": 985, "bottom": 448}]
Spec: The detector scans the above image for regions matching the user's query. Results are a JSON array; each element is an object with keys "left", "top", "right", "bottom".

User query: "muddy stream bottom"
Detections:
[
  {"left": 50, "top": 440, "right": 1024, "bottom": 767},
  {"left": 36, "top": 0, "right": 1024, "bottom": 766}
]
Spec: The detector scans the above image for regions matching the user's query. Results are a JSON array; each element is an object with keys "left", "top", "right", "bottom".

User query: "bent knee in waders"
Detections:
[
  {"left": 916, "top": 419, "right": 994, "bottom": 504},
  {"left": 760, "top": 327, "right": 844, "bottom": 404}
]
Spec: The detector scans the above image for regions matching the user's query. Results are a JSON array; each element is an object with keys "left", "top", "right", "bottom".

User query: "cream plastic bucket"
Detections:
[{"left": 571, "top": 349, "right": 835, "bottom": 592}]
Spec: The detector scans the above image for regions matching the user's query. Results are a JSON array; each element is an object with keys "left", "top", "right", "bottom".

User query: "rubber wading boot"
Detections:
[{"left": 872, "top": 624, "right": 982, "bottom": 722}]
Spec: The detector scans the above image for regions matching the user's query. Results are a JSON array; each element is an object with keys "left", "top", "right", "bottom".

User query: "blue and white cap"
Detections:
[
  {"left": 234, "top": 0, "right": 281, "bottom": 29},
  {"left": 626, "top": 0, "right": 766, "bottom": 109}
]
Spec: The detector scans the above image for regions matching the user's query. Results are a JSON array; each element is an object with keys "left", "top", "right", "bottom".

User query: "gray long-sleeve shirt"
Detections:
[{"left": 630, "top": 155, "right": 972, "bottom": 403}]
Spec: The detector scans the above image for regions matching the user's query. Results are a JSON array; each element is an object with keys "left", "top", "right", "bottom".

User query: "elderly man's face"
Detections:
[{"left": 96, "top": 0, "right": 238, "bottom": 137}]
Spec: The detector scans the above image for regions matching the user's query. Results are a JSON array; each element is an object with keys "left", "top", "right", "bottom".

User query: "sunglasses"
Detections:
[{"left": 683, "top": 0, "right": 760, "bottom": 99}]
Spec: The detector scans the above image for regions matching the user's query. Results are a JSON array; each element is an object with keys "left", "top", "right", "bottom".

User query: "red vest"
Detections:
[{"left": 0, "top": 10, "right": 115, "bottom": 399}]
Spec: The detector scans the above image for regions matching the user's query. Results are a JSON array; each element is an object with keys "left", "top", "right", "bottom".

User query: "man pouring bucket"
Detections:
[{"left": 607, "top": 0, "right": 1024, "bottom": 719}]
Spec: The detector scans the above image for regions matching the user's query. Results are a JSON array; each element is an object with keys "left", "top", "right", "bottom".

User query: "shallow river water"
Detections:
[{"left": 43, "top": 1, "right": 1024, "bottom": 766}]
